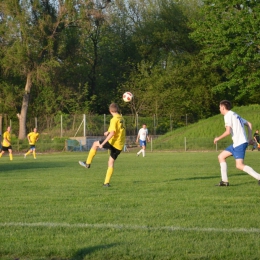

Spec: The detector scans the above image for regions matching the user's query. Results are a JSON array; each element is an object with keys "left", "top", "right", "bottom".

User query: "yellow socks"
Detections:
[
  {"left": 10, "top": 154, "right": 13, "bottom": 161},
  {"left": 104, "top": 167, "right": 114, "bottom": 184},
  {"left": 86, "top": 148, "right": 96, "bottom": 165},
  {"left": 33, "top": 151, "right": 36, "bottom": 159}
]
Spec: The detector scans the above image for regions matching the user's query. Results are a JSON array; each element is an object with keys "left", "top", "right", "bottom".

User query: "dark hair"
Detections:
[{"left": 220, "top": 100, "right": 232, "bottom": 110}]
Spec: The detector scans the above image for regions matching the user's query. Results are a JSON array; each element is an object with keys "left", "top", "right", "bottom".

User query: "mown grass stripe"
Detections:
[{"left": 1, "top": 222, "right": 260, "bottom": 233}]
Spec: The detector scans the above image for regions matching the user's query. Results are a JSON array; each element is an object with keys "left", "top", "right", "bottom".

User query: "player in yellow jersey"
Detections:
[
  {"left": 24, "top": 128, "right": 39, "bottom": 159},
  {"left": 0, "top": 126, "right": 13, "bottom": 160},
  {"left": 79, "top": 103, "right": 126, "bottom": 187}
]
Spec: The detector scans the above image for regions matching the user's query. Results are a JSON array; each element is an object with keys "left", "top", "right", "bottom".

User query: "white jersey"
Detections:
[
  {"left": 224, "top": 110, "right": 248, "bottom": 147},
  {"left": 138, "top": 128, "right": 149, "bottom": 141}
]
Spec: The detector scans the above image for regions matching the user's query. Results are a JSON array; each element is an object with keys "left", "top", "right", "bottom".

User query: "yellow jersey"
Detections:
[
  {"left": 2, "top": 131, "right": 11, "bottom": 147},
  {"left": 108, "top": 114, "right": 126, "bottom": 150},
  {"left": 28, "top": 132, "right": 39, "bottom": 145}
]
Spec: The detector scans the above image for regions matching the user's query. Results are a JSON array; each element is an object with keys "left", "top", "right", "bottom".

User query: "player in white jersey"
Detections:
[
  {"left": 136, "top": 124, "right": 150, "bottom": 157},
  {"left": 214, "top": 100, "right": 260, "bottom": 186}
]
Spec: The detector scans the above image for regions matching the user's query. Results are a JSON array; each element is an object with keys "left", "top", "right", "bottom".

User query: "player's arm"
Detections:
[
  {"left": 99, "top": 131, "right": 115, "bottom": 148},
  {"left": 245, "top": 121, "right": 254, "bottom": 144},
  {"left": 136, "top": 132, "right": 140, "bottom": 143},
  {"left": 147, "top": 130, "right": 150, "bottom": 142},
  {"left": 214, "top": 126, "right": 231, "bottom": 144}
]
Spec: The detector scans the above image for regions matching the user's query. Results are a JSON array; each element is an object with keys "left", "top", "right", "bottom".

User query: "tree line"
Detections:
[{"left": 1, "top": 0, "right": 260, "bottom": 139}]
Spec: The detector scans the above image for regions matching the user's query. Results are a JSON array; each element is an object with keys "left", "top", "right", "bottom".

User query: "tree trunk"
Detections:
[
  {"left": 0, "top": 114, "right": 2, "bottom": 135},
  {"left": 17, "top": 73, "right": 32, "bottom": 139}
]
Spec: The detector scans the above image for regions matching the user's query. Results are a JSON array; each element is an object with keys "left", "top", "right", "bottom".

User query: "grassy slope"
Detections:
[{"left": 153, "top": 104, "right": 260, "bottom": 149}]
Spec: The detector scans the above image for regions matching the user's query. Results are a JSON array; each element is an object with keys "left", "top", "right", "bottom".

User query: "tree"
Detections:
[
  {"left": 0, "top": 0, "right": 64, "bottom": 138},
  {"left": 190, "top": 0, "right": 260, "bottom": 105},
  {"left": 0, "top": 0, "right": 112, "bottom": 138}
]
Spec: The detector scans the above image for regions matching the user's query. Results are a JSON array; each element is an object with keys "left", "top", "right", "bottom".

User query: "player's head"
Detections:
[
  {"left": 142, "top": 124, "right": 147, "bottom": 129},
  {"left": 34, "top": 127, "right": 37, "bottom": 132},
  {"left": 7, "top": 126, "right": 11, "bottom": 132},
  {"left": 219, "top": 100, "right": 232, "bottom": 114},
  {"left": 109, "top": 103, "right": 119, "bottom": 113}
]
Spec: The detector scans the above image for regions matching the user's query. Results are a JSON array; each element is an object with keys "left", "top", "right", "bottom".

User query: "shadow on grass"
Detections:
[
  {"left": 164, "top": 172, "right": 249, "bottom": 182},
  {"left": 0, "top": 161, "right": 72, "bottom": 173},
  {"left": 162, "top": 175, "right": 219, "bottom": 182},
  {"left": 70, "top": 243, "right": 119, "bottom": 260}
]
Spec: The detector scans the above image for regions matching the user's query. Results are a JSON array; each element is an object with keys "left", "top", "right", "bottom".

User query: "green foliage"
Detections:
[
  {"left": 191, "top": 0, "right": 260, "bottom": 104},
  {"left": 2, "top": 0, "right": 260, "bottom": 140}
]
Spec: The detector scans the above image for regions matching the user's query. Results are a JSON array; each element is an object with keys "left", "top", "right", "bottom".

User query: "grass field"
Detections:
[{"left": 1, "top": 151, "right": 260, "bottom": 260}]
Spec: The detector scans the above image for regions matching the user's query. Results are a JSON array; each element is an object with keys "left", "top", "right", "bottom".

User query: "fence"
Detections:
[
  {"left": 150, "top": 137, "right": 253, "bottom": 152},
  {"left": 0, "top": 113, "right": 196, "bottom": 139},
  {"left": 9, "top": 136, "right": 254, "bottom": 153}
]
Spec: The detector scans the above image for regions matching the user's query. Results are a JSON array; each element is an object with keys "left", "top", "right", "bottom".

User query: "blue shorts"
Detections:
[
  {"left": 225, "top": 143, "right": 248, "bottom": 159},
  {"left": 139, "top": 140, "right": 146, "bottom": 147},
  {"left": 30, "top": 145, "right": 36, "bottom": 150}
]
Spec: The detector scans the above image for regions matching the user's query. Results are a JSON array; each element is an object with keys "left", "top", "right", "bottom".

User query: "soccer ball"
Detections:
[{"left": 123, "top": 92, "right": 133, "bottom": 102}]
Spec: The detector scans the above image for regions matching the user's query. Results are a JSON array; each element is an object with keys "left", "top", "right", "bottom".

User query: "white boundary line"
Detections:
[{"left": 0, "top": 222, "right": 260, "bottom": 233}]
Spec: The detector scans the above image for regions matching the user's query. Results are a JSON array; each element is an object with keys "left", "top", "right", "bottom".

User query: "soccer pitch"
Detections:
[{"left": 1, "top": 151, "right": 260, "bottom": 260}]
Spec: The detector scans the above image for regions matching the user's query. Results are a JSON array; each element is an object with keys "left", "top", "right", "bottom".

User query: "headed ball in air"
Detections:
[{"left": 123, "top": 92, "right": 133, "bottom": 102}]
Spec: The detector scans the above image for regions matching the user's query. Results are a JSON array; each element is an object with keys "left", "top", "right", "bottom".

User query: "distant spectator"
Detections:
[{"left": 252, "top": 130, "right": 260, "bottom": 151}]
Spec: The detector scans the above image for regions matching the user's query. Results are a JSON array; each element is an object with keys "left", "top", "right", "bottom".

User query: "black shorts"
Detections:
[
  {"left": 99, "top": 140, "right": 121, "bottom": 160},
  {"left": 2, "top": 146, "right": 12, "bottom": 151}
]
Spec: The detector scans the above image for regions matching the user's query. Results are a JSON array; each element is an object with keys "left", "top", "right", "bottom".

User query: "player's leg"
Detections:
[
  {"left": 216, "top": 149, "right": 232, "bottom": 186},
  {"left": 237, "top": 159, "right": 260, "bottom": 182},
  {"left": 233, "top": 142, "right": 260, "bottom": 181},
  {"left": 86, "top": 140, "right": 101, "bottom": 164},
  {"left": 0, "top": 150, "right": 4, "bottom": 157},
  {"left": 8, "top": 148, "right": 13, "bottom": 161},
  {"left": 24, "top": 147, "right": 32, "bottom": 158},
  {"left": 141, "top": 142, "right": 147, "bottom": 157},
  {"left": 104, "top": 156, "right": 115, "bottom": 186},
  {"left": 32, "top": 147, "right": 36, "bottom": 159},
  {"left": 103, "top": 147, "right": 121, "bottom": 186},
  {"left": 137, "top": 140, "right": 144, "bottom": 156},
  {"left": 79, "top": 140, "right": 101, "bottom": 168}
]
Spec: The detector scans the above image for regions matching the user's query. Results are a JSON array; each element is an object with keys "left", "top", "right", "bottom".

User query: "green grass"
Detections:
[{"left": 1, "top": 151, "right": 260, "bottom": 260}]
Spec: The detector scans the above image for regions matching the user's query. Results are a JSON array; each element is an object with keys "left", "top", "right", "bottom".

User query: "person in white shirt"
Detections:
[
  {"left": 214, "top": 100, "right": 260, "bottom": 186},
  {"left": 136, "top": 124, "right": 150, "bottom": 157}
]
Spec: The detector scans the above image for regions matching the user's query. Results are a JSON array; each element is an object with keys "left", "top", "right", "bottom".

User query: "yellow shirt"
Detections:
[
  {"left": 108, "top": 114, "right": 126, "bottom": 150},
  {"left": 2, "top": 131, "right": 11, "bottom": 147},
  {"left": 28, "top": 132, "right": 39, "bottom": 145}
]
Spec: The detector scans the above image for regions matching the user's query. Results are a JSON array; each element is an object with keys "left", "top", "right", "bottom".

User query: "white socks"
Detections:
[
  {"left": 137, "top": 149, "right": 145, "bottom": 157},
  {"left": 243, "top": 165, "right": 260, "bottom": 180},
  {"left": 220, "top": 162, "right": 228, "bottom": 182},
  {"left": 220, "top": 163, "right": 260, "bottom": 182}
]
